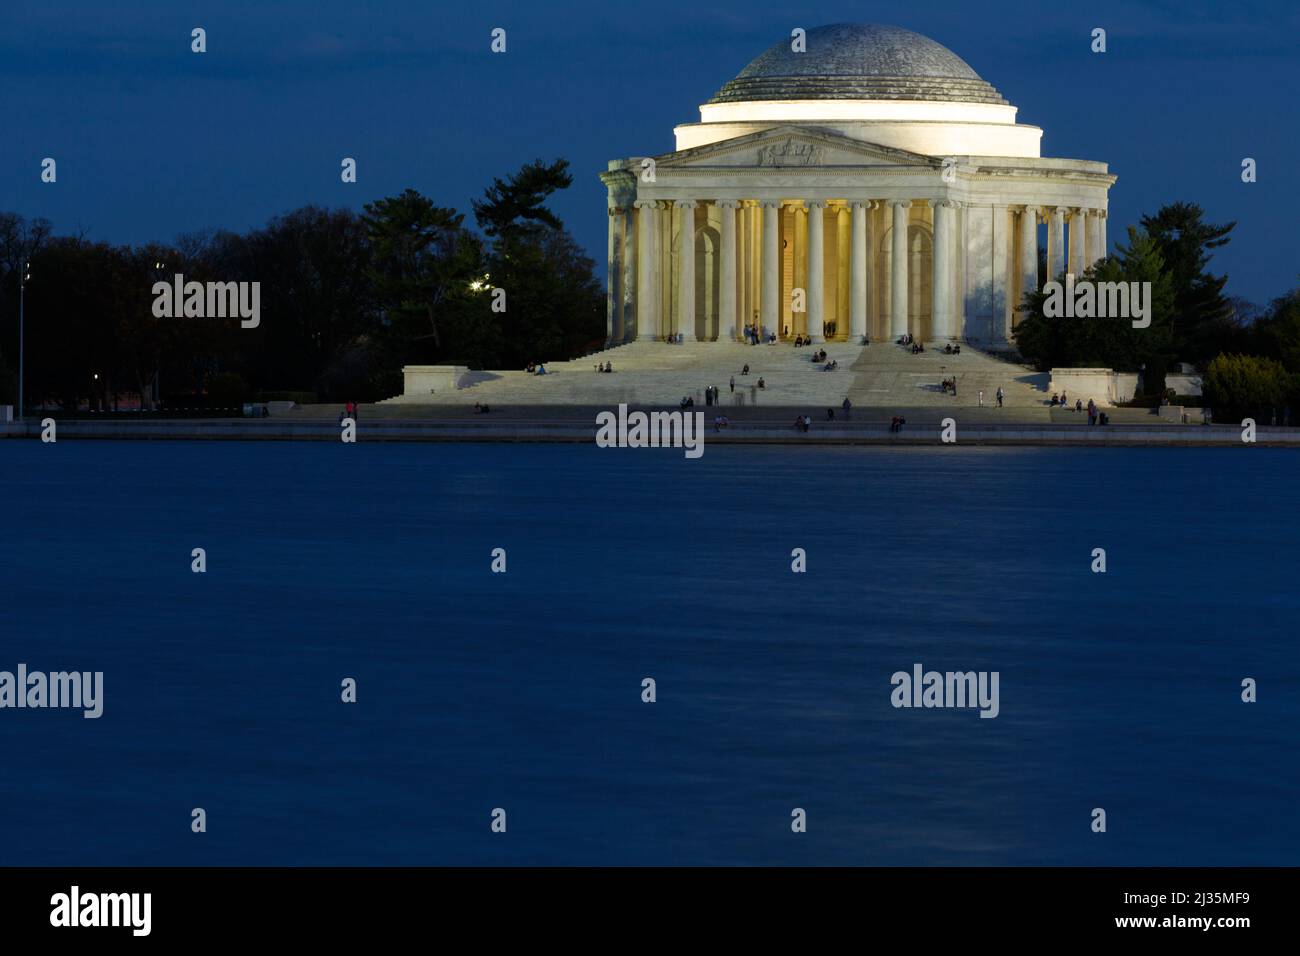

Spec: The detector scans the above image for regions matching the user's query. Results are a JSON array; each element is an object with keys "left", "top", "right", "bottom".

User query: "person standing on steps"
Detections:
[{"left": 996, "top": 387, "right": 1004, "bottom": 408}]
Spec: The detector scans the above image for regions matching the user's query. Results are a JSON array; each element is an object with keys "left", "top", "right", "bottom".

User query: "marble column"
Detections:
[
  {"left": 1019, "top": 205, "right": 1039, "bottom": 312},
  {"left": 657, "top": 202, "right": 672, "bottom": 337},
  {"left": 1068, "top": 208, "right": 1084, "bottom": 277},
  {"left": 717, "top": 200, "right": 738, "bottom": 343},
  {"left": 634, "top": 200, "right": 656, "bottom": 340},
  {"left": 1086, "top": 209, "right": 1102, "bottom": 266},
  {"left": 761, "top": 201, "right": 780, "bottom": 340},
  {"left": 866, "top": 201, "right": 880, "bottom": 340},
  {"left": 889, "top": 200, "right": 911, "bottom": 338},
  {"left": 606, "top": 206, "right": 623, "bottom": 345},
  {"left": 836, "top": 206, "right": 850, "bottom": 341},
  {"left": 738, "top": 203, "right": 750, "bottom": 338},
  {"left": 750, "top": 204, "right": 761, "bottom": 332},
  {"left": 930, "top": 199, "right": 955, "bottom": 341},
  {"left": 807, "top": 200, "right": 825, "bottom": 343},
  {"left": 1098, "top": 211, "right": 1108, "bottom": 262},
  {"left": 992, "top": 203, "right": 1009, "bottom": 344},
  {"left": 792, "top": 204, "right": 807, "bottom": 337},
  {"left": 621, "top": 205, "right": 636, "bottom": 343},
  {"left": 675, "top": 200, "right": 696, "bottom": 342},
  {"left": 1048, "top": 206, "right": 1065, "bottom": 281},
  {"left": 849, "top": 201, "right": 868, "bottom": 342}
]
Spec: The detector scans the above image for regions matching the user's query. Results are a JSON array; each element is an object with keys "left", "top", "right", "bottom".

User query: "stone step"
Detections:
[{"left": 377, "top": 339, "right": 1063, "bottom": 410}]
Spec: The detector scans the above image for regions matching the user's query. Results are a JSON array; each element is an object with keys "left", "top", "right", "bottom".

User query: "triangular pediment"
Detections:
[{"left": 659, "top": 126, "right": 941, "bottom": 170}]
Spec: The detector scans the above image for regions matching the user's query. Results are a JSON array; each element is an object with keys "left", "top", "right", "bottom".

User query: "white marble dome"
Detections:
[
  {"left": 677, "top": 23, "right": 1043, "bottom": 158},
  {"left": 708, "top": 23, "right": 1008, "bottom": 106}
]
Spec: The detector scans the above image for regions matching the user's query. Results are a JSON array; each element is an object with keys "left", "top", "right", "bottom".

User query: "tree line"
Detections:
[
  {"left": 0, "top": 159, "right": 603, "bottom": 410},
  {"left": 1012, "top": 201, "right": 1300, "bottom": 418}
]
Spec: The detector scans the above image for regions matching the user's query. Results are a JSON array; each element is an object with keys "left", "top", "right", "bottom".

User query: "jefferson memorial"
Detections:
[{"left": 599, "top": 23, "right": 1116, "bottom": 347}]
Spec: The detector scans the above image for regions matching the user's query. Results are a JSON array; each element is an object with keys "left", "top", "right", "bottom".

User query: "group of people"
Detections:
[
  {"left": 663, "top": 332, "right": 685, "bottom": 344},
  {"left": 592, "top": 361, "right": 613, "bottom": 373},
  {"left": 793, "top": 415, "right": 813, "bottom": 432},
  {"left": 743, "top": 324, "right": 776, "bottom": 345},
  {"left": 681, "top": 375, "right": 759, "bottom": 403},
  {"left": 897, "top": 334, "right": 962, "bottom": 357},
  {"left": 806, "top": 348, "right": 828, "bottom": 363},
  {"left": 1066, "top": 397, "right": 1109, "bottom": 426},
  {"left": 525, "top": 361, "right": 547, "bottom": 375},
  {"left": 1051, "top": 393, "right": 1110, "bottom": 425},
  {"left": 889, "top": 415, "right": 907, "bottom": 433},
  {"left": 941, "top": 377, "right": 958, "bottom": 396},
  {"left": 473, "top": 402, "right": 492, "bottom": 414},
  {"left": 1062, "top": 397, "right": 1111, "bottom": 425},
  {"left": 822, "top": 359, "right": 839, "bottom": 371}
]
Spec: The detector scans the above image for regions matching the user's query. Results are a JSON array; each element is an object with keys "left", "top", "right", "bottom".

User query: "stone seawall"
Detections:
[{"left": 2, "top": 419, "right": 1296, "bottom": 446}]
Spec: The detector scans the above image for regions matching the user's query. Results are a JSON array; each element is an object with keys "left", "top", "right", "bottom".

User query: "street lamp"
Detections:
[{"left": 18, "top": 260, "right": 30, "bottom": 420}]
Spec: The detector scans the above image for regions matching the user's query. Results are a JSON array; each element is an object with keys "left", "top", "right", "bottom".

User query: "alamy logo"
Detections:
[
  {"left": 890, "top": 663, "right": 1000, "bottom": 719},
  {"left": 595, "top": 403, "right": 705, "bottom": 459},
  {"left": 151, "top": 273, "right": 261, "bottom": 328},
  {"left": 50, "top": 886, "right": 151, "bottom": 936},
  {"left": 0, "top": 664, "right": 103, "bottom": 718},
  {"left": 1042, "top": 275, "right": 1151, "bottom": 328}
]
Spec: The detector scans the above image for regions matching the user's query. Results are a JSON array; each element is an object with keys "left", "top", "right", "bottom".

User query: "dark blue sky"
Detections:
[{"left": 1, "top": 0, "right": 1295, "bottom": 304}]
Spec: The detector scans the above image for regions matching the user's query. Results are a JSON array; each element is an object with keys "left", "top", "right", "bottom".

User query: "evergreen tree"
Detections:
[
  {"left": 1139, "top": 202, "right": 1234, "bottom": 363},
  {"left": 363, "top": 189, "right": 482, "bottom": 361},
  {"left": 1013, "top": 227, "right": 1174, "bottom": 383},
  {"left": 472, "top": 160, "right": 604, "bottom": 368},
  {"left": 1251, "top": 283, "right": 1300, "bottom": 372}
]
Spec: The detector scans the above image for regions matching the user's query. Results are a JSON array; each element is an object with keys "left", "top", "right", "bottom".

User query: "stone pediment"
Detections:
[{"left": 658, "top": 126, "right": 940, "bottom": 170}]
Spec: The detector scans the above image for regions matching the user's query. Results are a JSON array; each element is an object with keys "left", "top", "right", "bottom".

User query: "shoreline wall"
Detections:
[{"left": 2, "top": 419, "right": 1296, "bottom": 447}]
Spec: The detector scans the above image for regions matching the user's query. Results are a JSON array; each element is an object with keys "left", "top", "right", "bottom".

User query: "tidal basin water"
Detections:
[{"left": 1, "top": 441, "right": 1296, "bottom": 866}]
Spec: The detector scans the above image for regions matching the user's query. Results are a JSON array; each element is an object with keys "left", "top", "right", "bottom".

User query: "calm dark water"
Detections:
[{"left": 0, "top": 441, "right": 1296, "bottom": 866}]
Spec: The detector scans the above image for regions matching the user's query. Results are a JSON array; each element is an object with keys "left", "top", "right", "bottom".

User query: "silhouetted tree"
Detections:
[
  {"left": 1014, "top": 227, "right": 1175, "bottom": 381},
  {"left": 363, "top": 189, "right": 482, "bottom": 361},
  {"left": 1139, "top": 202, "right": 1234, "bottom": 363},
  {"left": 473, "top": 159, "right": 603, "bottom": 368}
]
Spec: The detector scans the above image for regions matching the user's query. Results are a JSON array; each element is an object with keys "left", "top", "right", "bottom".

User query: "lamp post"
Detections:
[{"left": 18, "top": 260, "right": 30, "bottom": 420}]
